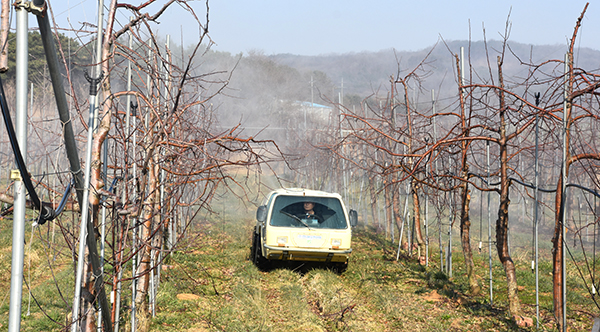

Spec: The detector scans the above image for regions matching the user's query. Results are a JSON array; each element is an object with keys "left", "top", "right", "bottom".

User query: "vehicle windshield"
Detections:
[{"left": 269, "top": 195, "right": 348, "bottom": 229}]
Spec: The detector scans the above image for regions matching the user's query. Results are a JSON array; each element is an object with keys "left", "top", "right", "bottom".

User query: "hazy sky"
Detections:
[{"left": 50, "top": 0, "right": 599, "bottom": 56}]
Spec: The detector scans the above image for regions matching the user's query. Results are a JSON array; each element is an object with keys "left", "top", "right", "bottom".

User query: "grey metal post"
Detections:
[
  {"left": 131, "top": 219, "right": 137, "bottom": 332},
  {"left": 425, "top": 157, "right": 429, "bottom": 267},
  {"left": 432, "top": 92, "right": 443, "bottom": 271},
  {"left": 410, "top": 213, "right": 415, "bottom": 256},
  {"left": 165, "top": 35, "right": 173, "bottom": 254},
  {"left": 561, "top": 53, "right": 569, "bottom": 332},
  {"left": 92, "top": 0, "right": 104, "bottom": 132},
  {"left": 8, "top": 4, "right": 28, "bottom": 331},
  {"left": 487, "top": 139, "right": 493, "bottom": 305},
  {"left": 72, "top": 0, "right": 104, "bottom": 327},
  {"left": 71, "top": 66, "right": 100, "bottom": 332},
  {"left": 113, "top": 262, "right": 124, "bottom": 332},
  {"left": 448, "top": 157, "right": 453, "bottom": 277},
  {"left": 37, "top": 9, "right": 111, "bottom": 330},
  {"left": 427, "top": 89, "right": 436, "bottom": 266},
  {"left": 534, "top": 93, "right": 540, "bottom": 330},
  {"left": 123, "top": 20, "right": 135, "bottom": 332},
  {"left": 129, "top": 48, "right": 138, "bottom": 332},
  {"left": 448, "top": 214, "right": 452, "bottom": 277}
]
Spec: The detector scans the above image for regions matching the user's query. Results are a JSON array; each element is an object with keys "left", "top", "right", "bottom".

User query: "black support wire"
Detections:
[
  {"left": 0, "top": 75, "right": 71, "bottom": 225},
  {"left": 0, "top": 75, "right": 52, "bottom": 222}
]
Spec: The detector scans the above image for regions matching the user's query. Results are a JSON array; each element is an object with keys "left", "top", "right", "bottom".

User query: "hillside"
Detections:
[
  {"left": 204, "top": 40, "right": 600, "bottom": 141},
  {"left": 270, "top": 40, "right": 600, "bottom": 99}
]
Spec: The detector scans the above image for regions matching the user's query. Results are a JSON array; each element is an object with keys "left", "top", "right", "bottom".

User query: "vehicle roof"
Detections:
[{"left": 269, "top": 188, "right": 342, "bottom": 199}]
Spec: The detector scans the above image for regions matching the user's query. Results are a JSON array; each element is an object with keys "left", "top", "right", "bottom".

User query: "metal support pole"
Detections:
[
  {"left": 8, "top": 4, "right": 28, "bottom": 331},
  {"left": 425, "top": 173, "right": 429, "bottom": 267},
  {"left": 72, "top": 0, "right": 105, "bottom": 329},
  {"left": 561, "top": 53, "right": 569, "bottom": 332},
  {"left": 448, "top": 158, "right": 453, "bottom": 277},
  {"left": 534, "top": 92, "right": 540, "bottom": 330},
  {"left": 37, "top": 7, "right": 111, "bottom": 331},
  {"left": 113, "top": 262, "right": 124, "bottom": 332},
  {"left": 121, "top": 18, "right": 136, "bottom": 332},
  {"left": 448, "top": 215, "right": 453, "bottom": 277},
  {"left": 487, "top": 139, "right": 493, "bottom": 305},
  {"left": 433, "top": 110, "right": 443, "bottom": 271},
  {"left": 163, "top": 35, "right": 171, "bottom": 253},
  {"left": 131, "top": 220, "right": 137, "bottom": 332},
  {"left": 92, "top": 0, "right": 104, "bottom": 132},
  {"left": 71, "top": 72, "right": 102, "bottom": 332}
]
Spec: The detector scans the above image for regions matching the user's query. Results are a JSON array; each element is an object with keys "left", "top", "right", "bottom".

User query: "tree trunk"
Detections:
[
  {"left": 81, "top": 261, "right": 96, "bottom": 332},
  {"left": 135, "top": 157, "right": 159, "bottom": 332},
  {"left": 384, "top": 174, "right": 393, "bottom": 240},
  {"left": 496, "top": 189, "right": 520, "bottom": 315},
  {"left": 460, "top": 181, "right": 480, "bottom": 294},
  {"left": 497, "top": 55, "right": 521, "bottom": 316},
  {"left": 135, "top": 158, "right": 158, "bottom": 332},
  {"left": 392, "top": 182, "right": 403, "bottom": 244},
  {"left": 552, "top": 174, "right": 565, "bottom": 330},
  {"left": 412, "top": 180, "right": 426, "bottom": 262},
  {"left": 369, "top": 175, "right": 380, "bottom": 230},
  {"left": 551, "top": 27, "right": 576, "bottom": 329},
  {"left": 454, "top": 50, "right": 480, "bottom": 294},
  {"left": 111, "top": 210, "right": 128, "bottom": 327}
]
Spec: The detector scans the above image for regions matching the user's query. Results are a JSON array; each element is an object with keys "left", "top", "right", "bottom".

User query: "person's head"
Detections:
[{"left": 303, "top": 201, "right": 315, "bottom": 212}]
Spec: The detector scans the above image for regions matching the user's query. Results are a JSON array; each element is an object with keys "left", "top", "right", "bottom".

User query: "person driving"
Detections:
[{"left": 301, "top": 201, "right": 323, "bottom": 223}]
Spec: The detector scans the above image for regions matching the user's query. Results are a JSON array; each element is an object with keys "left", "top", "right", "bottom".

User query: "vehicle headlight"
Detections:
[
  {"left": 331, "top": 238, "right": 341, "bottom": 249},
  {"left": 277, "top": 236, "right": 288, "bottom": 247}
]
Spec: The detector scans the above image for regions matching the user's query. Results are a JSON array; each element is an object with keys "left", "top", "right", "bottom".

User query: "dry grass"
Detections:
[
  {"left": 0, "top": 208, "right": 596, "bottom": 331},
  {"left": 149, "top": 218, "right": 596, "bottom": 332}
]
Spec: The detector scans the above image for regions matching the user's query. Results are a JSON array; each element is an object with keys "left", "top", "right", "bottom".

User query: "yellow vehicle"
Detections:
[{"left": 250, "top": 188, "right": 357, "bottom": 272}]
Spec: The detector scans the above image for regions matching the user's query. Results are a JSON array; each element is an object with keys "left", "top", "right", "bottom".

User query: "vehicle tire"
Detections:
[
  {"left": 251, "top": 228, "right": 270, "bottom": 271},
  {"left": 249, "top": 228, "right": 257, "bottom": 262},
  {"left": 331, "top": 262, "right": 348, "bottom": 274}
]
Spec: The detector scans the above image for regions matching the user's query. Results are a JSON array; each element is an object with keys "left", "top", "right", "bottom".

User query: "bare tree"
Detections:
[{"left": 550, "top": 4, "right": 600, "bottom": 329}]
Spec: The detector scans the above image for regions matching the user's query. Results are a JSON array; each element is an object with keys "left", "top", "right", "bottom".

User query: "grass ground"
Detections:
[
  {"left": 0, "top": 210, "right": 597, "bottom": 331},
  {"left": 148, "top": 217, "right": 598, "bottom": 331}
]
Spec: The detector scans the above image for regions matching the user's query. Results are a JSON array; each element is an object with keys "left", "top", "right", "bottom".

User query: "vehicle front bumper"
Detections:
[{"left": 264, "top": 245, "right": 352, "bottom": 263}]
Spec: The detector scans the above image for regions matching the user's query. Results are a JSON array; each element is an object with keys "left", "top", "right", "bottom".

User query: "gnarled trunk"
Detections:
[
  {"left": 134, "top": 157, "right": 159, "bottom": 332},
  {"left": 392, "top": 181, "right": 403, "bottom": 244},
  {"left": 369, "top": 175, "right": 380, "bottom": 230},
  {"left": 412, "top": 180, "right": 426, "bottom": 262},
  {"left": 496, "top": 187, "right": 520, "bottom": 315},
  {"left": 384, "top": 174, "right": 393, "bottom": 240},
  {"left": 552, "top": 175, "right": 565, "bottom": 329},
  {"left": 497, "top": 55, "right": 521, "bottom": 316},
  {"left": 460, "top": 181, "right": 480, "bottom": 295}
]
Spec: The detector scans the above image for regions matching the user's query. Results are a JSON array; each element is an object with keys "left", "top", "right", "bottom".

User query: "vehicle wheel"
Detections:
[
  {"left": 331, "top": 262, "right": 348, "bottom": 274},
  {"left": 251, "top": 229, "right": 269, "bottom": 270},
  {"left": 249, "top": 228, "right": 257, "bottom": 262}
]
